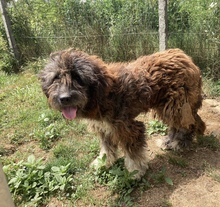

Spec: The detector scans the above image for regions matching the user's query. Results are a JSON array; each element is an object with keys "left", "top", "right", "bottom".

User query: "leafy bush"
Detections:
[
  {"left": 3, "top": 155, "right": 74, "bottom": 206},
  {"left": 0, "top": 34, "right": 17, "bottom": 73},
  {"left": 1, "top": 0, "right": 220, "bottom": 79}
]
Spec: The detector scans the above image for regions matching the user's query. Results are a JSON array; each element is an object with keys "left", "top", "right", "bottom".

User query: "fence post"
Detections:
[
  {"left": 158, "top": 0, "right": 168, "bottom": 51},
  {"left": 0, "top": 0, "right": 19, "bottom": 60}
]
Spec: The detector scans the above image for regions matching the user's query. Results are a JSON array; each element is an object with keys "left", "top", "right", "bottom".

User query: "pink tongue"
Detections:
[{"left": 62, "top": 107, "right": 77, "bottom": 120}]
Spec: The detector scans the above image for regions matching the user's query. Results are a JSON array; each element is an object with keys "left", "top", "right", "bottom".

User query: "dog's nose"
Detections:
[{"left": 59, "top": 95, "right": 71, "bottom": 105}]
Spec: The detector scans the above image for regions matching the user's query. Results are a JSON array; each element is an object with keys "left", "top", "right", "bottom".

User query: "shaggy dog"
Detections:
[{"left": 39, "top": 48, "right": 206, "bottom": 179}]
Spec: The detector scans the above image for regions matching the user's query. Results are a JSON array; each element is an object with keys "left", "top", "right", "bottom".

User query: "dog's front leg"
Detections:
[
  {"left": 90, "top": 132, "right": 118, "bottom": 169},
  {"left": 117, "top": 120, "right": 149, "bottom": 179}
]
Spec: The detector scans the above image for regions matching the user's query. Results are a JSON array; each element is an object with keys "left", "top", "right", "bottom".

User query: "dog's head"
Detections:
[{"left": 39, "top": 48, "right": 110, "bottom": 120}]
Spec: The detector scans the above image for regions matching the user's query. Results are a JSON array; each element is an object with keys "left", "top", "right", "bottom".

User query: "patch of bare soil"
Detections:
[
  {"left": 1, "top": 141, "right": 50, "bottom": 163},
  {"left": 170, "top": 176, "right": 220, "bottom": 207},
  {"left": 46, "top": 197, "right": 71, "bottom": 207},
  {"left": 135, "top": 98, "right": 220, "bottom": 207}
]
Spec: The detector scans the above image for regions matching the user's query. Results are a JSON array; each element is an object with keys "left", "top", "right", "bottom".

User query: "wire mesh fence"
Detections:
[{"left": 0, "top": 0, "right": 219, "bottom": 78}]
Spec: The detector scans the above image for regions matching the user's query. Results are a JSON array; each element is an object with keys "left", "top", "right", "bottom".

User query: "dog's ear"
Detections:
[
  {"left": 73, "top": 57, "right": 110, "bottom": 90},
  {"left": 70, "top": 55, "right": 112, "bottom": 102},
  {"left": 38, "top": 64, "right": 58, "bottom": 98},
  {"left": 39, "top": 50, "right": 65, "bottom": 97},
  {"left": 73, "top": 60, "right": 100, "bottom": 84}
]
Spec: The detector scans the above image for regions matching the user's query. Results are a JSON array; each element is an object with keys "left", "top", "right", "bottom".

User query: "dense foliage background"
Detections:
[
  {"left": 0, "top": 0, "right": 219, "bottom": 79},
  {"left": 0, "top": 1, "right": 220, "bottom": 206}
]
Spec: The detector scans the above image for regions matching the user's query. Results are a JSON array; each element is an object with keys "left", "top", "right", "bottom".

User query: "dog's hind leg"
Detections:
[
  {"left": 160, "top": 97, "right": 206, "bottom": 150},
  {"left": 161, "top": 126, "right": 195, "bottom": 151},
  {"left": 117, "top": 120, "right": 149, "bottom": 179},
  {"left": 160, "top": 113, "right": 205, "bottom": 151}
]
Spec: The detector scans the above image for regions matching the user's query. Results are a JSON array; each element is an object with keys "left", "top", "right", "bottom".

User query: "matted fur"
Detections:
[{"left": 39, "top": 48, "right": 206, "bottom": 178}]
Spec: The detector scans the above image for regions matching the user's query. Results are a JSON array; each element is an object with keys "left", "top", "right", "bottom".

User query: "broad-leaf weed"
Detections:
[{"left": 3, "top": 155, "right": 74, "bottom": 206}]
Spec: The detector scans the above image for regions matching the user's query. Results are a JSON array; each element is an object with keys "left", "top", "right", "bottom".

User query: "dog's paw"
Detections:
[
  {"left": 127, "top": 164, "right": 149, "bottom": 180},
  {"left": 125, "top": 156, "right": 149, "bottom": 180},
  {"left": 90, "top": 156, "right": 108, "bottom": 169},
  {"left": 90, "top": 154, "right": 115, "bottom": 169},
  {"left": 90, "top": 157, "right": 100, "bottom": 169},
  {"left": 157, "top": 137, "right": 181, "bottom": 151}
]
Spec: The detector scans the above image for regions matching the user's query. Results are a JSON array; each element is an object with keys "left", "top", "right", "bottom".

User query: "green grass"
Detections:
[
  {"left": 197, "top": 135, "right": 220, "bottom": 150},
  {"left": 161, "top": 200, "right": 173, "bottom": 207},
  {"left": 0, "top": 70, "right": 48, "bottom": 144},
  {"left": 203, "top": 77, "right": 220, "bottom": 97},
  {"left": 210, "top": 171, "right": 220, "bottom": 183},
  {"left": 168, "top": 156, "right": 188, "bottom": 168},
  {"left": 1, "top": 66, "right": 152, "bottom": 206},
  {"left": 148, "top": 166, "right": 173, "bottom": 186},
  {"left": 203, "top": 161, "right": 220, "bottom": 183},
  {"left": 1, "top": 62, "right": 219, "bottom": 207}
]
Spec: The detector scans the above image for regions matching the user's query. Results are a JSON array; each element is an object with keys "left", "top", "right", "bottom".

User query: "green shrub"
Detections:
[
  {"left": 1, "top": 0, "right": 220, "bottom": 80},
  {"left": 0, "top": 34, "right": 17, "bottom": 73}
]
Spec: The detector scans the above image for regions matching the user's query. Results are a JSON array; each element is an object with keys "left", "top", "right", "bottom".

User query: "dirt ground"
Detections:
[
  {"left": 1, "top": 98, "right": 220, "bottom": 207},
  {"left": 58, "top": 98, "right": 219, "bottom": 207},
  {"left": 135, "top": 98, "right": 220, "bottom": 207}
]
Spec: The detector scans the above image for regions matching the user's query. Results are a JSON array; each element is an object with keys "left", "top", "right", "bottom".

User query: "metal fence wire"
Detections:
[{"left": 1, "top": 0, "right": 220, "bottom": 78}]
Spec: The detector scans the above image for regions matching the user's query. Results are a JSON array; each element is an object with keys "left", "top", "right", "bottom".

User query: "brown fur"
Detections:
[{"left": 39, "top": 48, "right": 206, "bottom": 178}]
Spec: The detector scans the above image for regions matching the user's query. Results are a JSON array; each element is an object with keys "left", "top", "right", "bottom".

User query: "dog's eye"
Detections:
[
  {"left": 71, "top": 72, "right": 84, "bottom": 85},
  {"left": 53, "top": 74, "right": 60, "bottom": 82}
]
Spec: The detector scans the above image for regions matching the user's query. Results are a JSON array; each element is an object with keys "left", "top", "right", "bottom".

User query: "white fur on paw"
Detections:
[
  {"left": 90, "top": 154, "right": 115, "bottom": 169},
  {"left": 156, "top": 138, "right": 181, "bottom": 151},
  {"left": 125, "top": 156, "right": 149, "bottom": 179},
  {"left": 90, "top": 157, "right": 100, "bottom": 169},
  {"left": 168, "top": 140, "right": 181, "bottom": 151}
]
